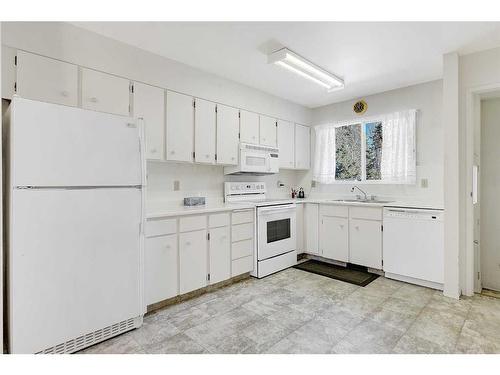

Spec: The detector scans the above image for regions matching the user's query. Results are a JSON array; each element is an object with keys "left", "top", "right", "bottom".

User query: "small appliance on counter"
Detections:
[
  {"left": 298, "top": 187, "right": 305, "bottom": 199},
  {"left": 183, "top": 197, "right": 206, "bottom": 206}
]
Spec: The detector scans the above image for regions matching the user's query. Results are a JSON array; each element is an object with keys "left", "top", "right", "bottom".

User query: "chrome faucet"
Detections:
[{"left": 351, "top": 186, "right": 368, "bottom": 201}]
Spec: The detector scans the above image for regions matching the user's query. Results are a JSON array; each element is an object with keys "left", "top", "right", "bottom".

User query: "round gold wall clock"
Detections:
[{"left": 353, "top": 100, "right": 367, "bottom": 115}]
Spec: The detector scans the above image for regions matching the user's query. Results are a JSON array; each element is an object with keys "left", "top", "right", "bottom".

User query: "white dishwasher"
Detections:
[{"left": 383, "top": 207, "right": 444, "bottom": 290}]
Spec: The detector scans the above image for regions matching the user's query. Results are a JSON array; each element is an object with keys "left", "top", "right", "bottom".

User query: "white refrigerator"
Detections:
[{"left": 5, "top": 97, "right": 146, "bottom": 354}]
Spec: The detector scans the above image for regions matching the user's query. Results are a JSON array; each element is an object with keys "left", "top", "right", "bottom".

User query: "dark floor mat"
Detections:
[{"left": 294, "top": 260, "right": 379, "bottom": 287}]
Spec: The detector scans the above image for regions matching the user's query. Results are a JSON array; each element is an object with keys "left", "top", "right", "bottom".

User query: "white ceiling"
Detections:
[{"left": 72, "top": 22, "right": 500, "bottom": 108}]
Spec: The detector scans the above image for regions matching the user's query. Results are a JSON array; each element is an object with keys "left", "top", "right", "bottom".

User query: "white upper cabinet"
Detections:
[
  {"left": 239, "top": 110, "right": 259, "bottom": 144},
  {"left": 216, "top": 104, "right": 239, "bottom": 165},
  {"left": 194, "top": 98, "right": 216, "bottom": 164},
  {"left": 295, "top": 124, "right": 311, "bottom": 170},
  {"left": 166, "top": 91, "right": 194, "bottom": 163},
  {"left": 81, "top": 68, "right": 130, "bottom": 116},
  {"left": 278, "top": 120, "right": 295, "bottom": 169},
  {"left": 16, "top": 51, "right": 78, "bottom": 107},
  {"left": 259, "top": 115, "right": 277, "bottom": 147},
  {"left": 2, "top": 46, "right": 17, "bottom": 100},
  {"left": 133, "top": 82, "right": 165, "bottom": 160}
]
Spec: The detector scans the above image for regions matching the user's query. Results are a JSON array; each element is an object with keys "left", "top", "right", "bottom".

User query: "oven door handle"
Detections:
[{"left": 258, "top": 204, "right": 296, "bottom": 214}]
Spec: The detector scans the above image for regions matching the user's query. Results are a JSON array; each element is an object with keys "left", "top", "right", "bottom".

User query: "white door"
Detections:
[
  {"left": 9, "top": 188, "right": 142, "bottom": 354},
  {"left": 179, "top": 230, "right": 207, "bottom": 294},
  {"left": 259, "top": 115, "right": 277, "bottom": 147},
  {"left": 349, "top": 219, "right": 382, "bottom": 269},
  {"left": 295, "top": 124, "right": 311, "bottom": 170},
  {"left": 216, "top": 104, "right": 239, "bottom": 165},
  {"left": 209, "top": 226, "right": 231, "bottom": 284},
  {"left": 133, "top": 82, "right": 165, "bottom": 160},
  {"left": 194, "top": 98, "right": 216, "bottom": 164},
  {"left": 10, "top": 97, "right": 142, "bottom": 187},
  {"left": 145, "top": 234, "right": 178, "bottom": 306},
  {"left": 278, "top": 120, "right": 295, "bottom": 169},
  {"left": 321, "top": 216, "right": 349, "bottom": 262},
  {"left": 16, "top": 51, "right": 78, "bottom": 107},
  {"left": 240, "top": 110, "right": 259, "bottom": 144},
  {"left": 81, "top": 68, "right": 130, "bottom": 116},
  {"left": 304, "top": 203, "right": 319, "bottom": 255},
  {"left": 166, "top": 91, "right": 194, "bottom": 162}
]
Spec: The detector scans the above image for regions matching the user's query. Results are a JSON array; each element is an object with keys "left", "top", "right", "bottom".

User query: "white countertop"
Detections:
[
  {"left": 291, "top": 198, "right": 444, "bottom": 210},
  {"left": 146, "top": 202, "right": 255, "bottom": 219}
]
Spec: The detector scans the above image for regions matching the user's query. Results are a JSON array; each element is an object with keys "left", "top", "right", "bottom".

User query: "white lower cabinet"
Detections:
[
  {"left": 320, "top": 216, "right": 349, "bottom": 262},
  {"left": 304, "top": 203, "right": 319, "bottom": 255},
  {"left": 179, "top": 229, "right": 208, "bottom": 294},
  {"left": 349, "top": 219, "right": 382, "bottom": 269},
  {"left": 145, "top": 234, "right": 178, "bottom": 306},
  {"left": 296, "top": 203, "right": 304, "bottom": 254},
  {"left": 209, "top": 226, "right": 231, "bottom": 284}
]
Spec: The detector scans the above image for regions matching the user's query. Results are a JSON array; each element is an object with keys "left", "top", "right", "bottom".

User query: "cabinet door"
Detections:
[
  {"left": 278, "top": 120, "right": 295, "bottom": 169},
  {"left": 82, "top": 68, "right": 130, "bottom": 116},
  {"left": 304, "top": 203, "right": 319, "bottom": 255},
  {"left": 349, "top": 219, "right": 382, "bottom": 269},
  {"left": 16, "top": 51, "right": 78, "bottom": 107},
  {"left": 133, "top": 82, "right": 165, "bottom": 160},
  {"left": 240, "top": 110, "right": 259, "bottom": 144},
  {"left": 259, "top": 115, "right": 277, "bottom": 147},
  {"left": 179, "top": 229, "right": 207, "bottom": 294},
  {"left": 295, "top": 124, "right": 311, "bottom": 170},
  {"left": 2, "top": 46, "right": 17, "bottom": 100},
  {"left": 194, "top": 98, "right": 216, "bottom": 164},
  {"left": 145, "top": 234, "right": 178, "bottom": 306},
  {"left": 216, "top": 104, "right": 239, "bottom": 165},
  {"left": 296, "top": 204, "right": 304, "bottom": 254},
  {"left": 166, "top": 91, "right": 194, "bottom": 162},
  {"left": 320, "top": 216, "right": 349, "bottom": 262},
  {"left": 209, "top": 226, "right": 231, "bottom": 284}
]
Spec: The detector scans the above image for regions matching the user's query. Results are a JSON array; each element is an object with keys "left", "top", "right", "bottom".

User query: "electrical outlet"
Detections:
[
  {"left": 311, "top": 180, "right": 317, "bottom": 188},
  {"left": 173, "top": 180, "right": 180, "bottom": 191},
  {"left": 420, "top": 178, "right": 428, "bottom": 188}
]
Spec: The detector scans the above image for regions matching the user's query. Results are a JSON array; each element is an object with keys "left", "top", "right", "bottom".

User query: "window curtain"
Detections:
[
  {"left": 312, "top": 109, "right": 417, "bottom": 184},
  {"left": 380, "top": 109, "right": 417, "bottom": 184}
]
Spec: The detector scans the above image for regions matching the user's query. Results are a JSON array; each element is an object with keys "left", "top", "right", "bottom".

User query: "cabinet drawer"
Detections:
[
  {"left": 320, "top": 204, "right": 349, "bottom": 218},
  {"left": 232, "top": 209, "right": 254, "bottom": 224},
  {"left": 146, "top": 218, "right": 177, "bottom": 237},
  {"left": 350, "top": 207, "right": 382, "bottom": 221},
  {"left": 232, "top": 255, "right": 253, "bottom": 277},
  {"left": 232, "top": 239, "right": 253, "bottom": 260},
  {"left": 179, "top": 215, "right": 207, "bottom": 232},
  {"left": 232, "top": 222, "right": 254, "bottom": 242},
  {"left": 209, "top": 212, "right": 230, "bottom": 228}
]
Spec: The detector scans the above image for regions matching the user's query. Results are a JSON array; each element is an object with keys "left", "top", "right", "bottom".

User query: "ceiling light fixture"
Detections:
[{"left": 268, "top": 48, "right": 344, "bottom": 92}]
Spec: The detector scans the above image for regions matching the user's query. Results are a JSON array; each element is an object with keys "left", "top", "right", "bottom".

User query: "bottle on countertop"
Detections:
[{"left": 298, "top": 187, "right": 305, "bottom": 199}]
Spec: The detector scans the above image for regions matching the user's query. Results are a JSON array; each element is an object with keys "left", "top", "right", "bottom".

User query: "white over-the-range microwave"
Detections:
[{"left": 224, "top": 142, "right": 279, "bottom": 175}]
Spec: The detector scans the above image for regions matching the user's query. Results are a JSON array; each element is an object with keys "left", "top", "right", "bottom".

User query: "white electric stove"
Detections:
[{"left": 225, "top": 182, "right": 297, "bottom": 278}]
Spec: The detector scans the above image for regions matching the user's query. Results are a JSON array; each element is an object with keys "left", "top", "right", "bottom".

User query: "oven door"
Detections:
[{"left": 257, "top": 204, "right": 296, "bottom": 261}]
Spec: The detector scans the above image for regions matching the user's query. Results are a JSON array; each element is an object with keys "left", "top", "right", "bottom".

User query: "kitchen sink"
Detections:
[{"left": 329, "top": 199, "right": 394, "bottom": 204}]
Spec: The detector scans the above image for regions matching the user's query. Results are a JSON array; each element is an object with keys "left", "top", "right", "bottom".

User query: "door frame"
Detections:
[{"left": 464, "top": 82, "right": 500, "bottom": 296}]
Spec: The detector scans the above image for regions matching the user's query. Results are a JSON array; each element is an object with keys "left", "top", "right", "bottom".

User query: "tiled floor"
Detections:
[{"left": 80, "top": 268, "right": 500, "bottom": 354}]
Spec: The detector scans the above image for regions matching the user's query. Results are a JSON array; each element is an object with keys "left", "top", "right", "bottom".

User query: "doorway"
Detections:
[{"left": 472, "top": 91, "right": 500, "bottom": 295}]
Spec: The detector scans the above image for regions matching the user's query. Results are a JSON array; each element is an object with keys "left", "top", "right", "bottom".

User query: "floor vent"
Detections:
[{"left": 36, "top": 316, "right": 142, "bottom": 354}]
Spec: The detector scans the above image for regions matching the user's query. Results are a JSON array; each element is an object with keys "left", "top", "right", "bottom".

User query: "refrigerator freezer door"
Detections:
[
  {"left": 10, "top": 97, "right": 142, "bottom": 187},
  {"left": 9, "top": 188, "right": 143, "bottom": 353}
]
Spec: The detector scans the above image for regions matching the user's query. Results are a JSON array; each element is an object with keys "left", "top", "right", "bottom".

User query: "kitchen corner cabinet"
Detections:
[
  {"left": 304, "top": 203, "right": 319, "bottom": 255},
  {"left": 295, "top": 124, "right": 311, "bottom": 170},
  {"left": 209, "top": 226, "right": 231, "bottom": 284},
  {"left": 278, "top": 120, "right": 295, "bottom": 169},
  {"left": 216, "top": 104, "right": 239, "bottom": 165},
  {"left": 16, "top": 50, "right": 78, "bottom": 107},
  {"left": 179, "top": 229, "right": 208, "bottom": 294},
  {"left": 166, "top": 91, "right": 194, "bottom": 163},
  {"left": 133, "top": 82, "right": 165, "bottom": 160},
  {"left": 239, "top": 110, "right": 259, "bottom": 144},
  {"left": 259, "top": 115, "right": 277, "bottom": 147},
  {"left": 194, "top": 98, "right": 217, "bottom": 164}
]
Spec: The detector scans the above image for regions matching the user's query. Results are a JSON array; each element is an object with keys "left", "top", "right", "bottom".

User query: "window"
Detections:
[{"left": 313, "top": 110, "right": 416, "bottom": 184}]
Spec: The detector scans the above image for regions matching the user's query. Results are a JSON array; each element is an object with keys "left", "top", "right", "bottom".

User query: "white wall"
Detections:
[
  {"left": 1, "top": 22, "right": 311, "bottom": 206},
  {"left": 303, "top": 80, "right": 444, "bottom": 206},
  {"left": 480, "top": 98, "right": 500, "bottom": 291}
]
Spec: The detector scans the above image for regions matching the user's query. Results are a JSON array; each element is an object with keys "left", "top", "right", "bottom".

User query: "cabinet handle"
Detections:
[
  {"left": 206, "top": 154, "right": 210, "bottom": 158},
  {"left": 339, "top": 224, "right": 344, "bottom": 229},
  {"left": 185, "top": 241, "right": 191, "bottom": 246},
  {"left": 170, "top": 150, "right": 175, "bottom": 155},
  {"left": 61, "top": 91, "right": 69, "bottom": 97},
  {"left": 355, "top": 226, "right": 359, "bottom": 230},
  {"left": 89, "top": 97, "right": 98, "bottom": 103},
  {"left": 231, "top": 157, "right": 235, "bottom": 160},
  {"left": 164, "top": 244, "right": 171, "bottom": 249},
  {"left": 150, "top": 148, "right": 157, "bottom": 154},
  {"left": 262, "top": 137, "right": 266, "bottom": 141}
]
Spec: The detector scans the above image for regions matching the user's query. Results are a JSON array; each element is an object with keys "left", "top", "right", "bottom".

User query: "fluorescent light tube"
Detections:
[{"left": 268, "top": 48, "right": 344, "bottom": 92}]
